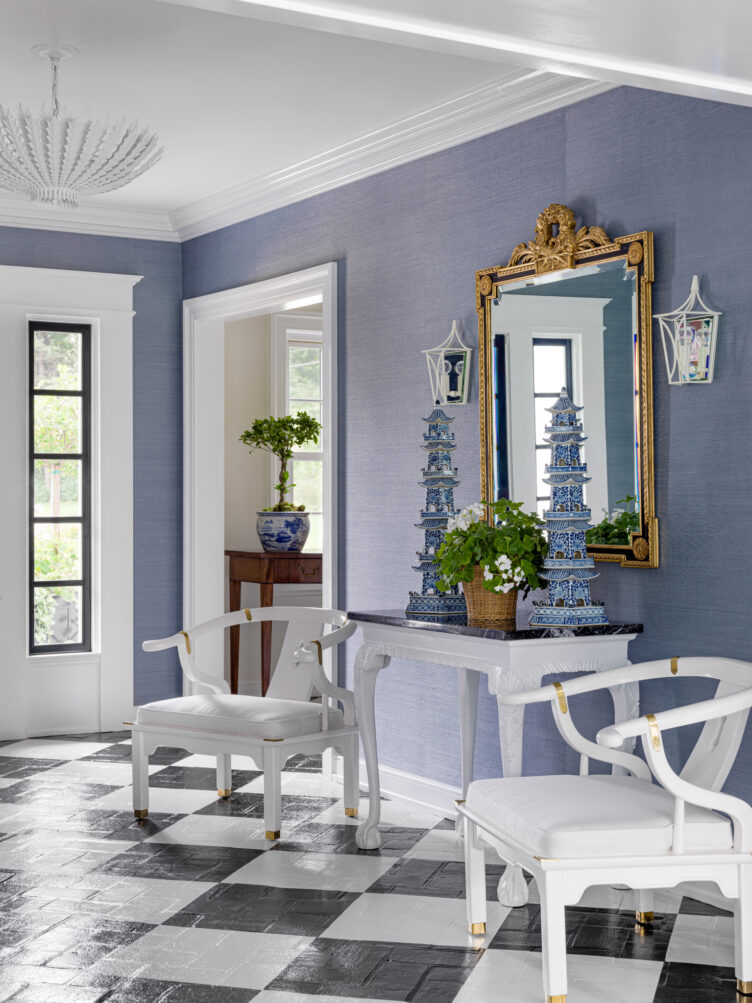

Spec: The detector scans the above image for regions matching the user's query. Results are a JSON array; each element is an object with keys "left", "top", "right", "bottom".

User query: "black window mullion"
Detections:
[{"left": 29, "top": 321, "right": 92, "bottom": 655}]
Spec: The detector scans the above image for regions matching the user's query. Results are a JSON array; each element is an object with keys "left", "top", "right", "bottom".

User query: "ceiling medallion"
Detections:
[{"left": 0, "top": 44, "right": 163, "bottom": 209}]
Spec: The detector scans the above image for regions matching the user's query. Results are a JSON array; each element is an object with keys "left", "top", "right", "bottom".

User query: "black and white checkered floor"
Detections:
[{"left": 0, "top": 733, "right": 739, "bottom": 1002}]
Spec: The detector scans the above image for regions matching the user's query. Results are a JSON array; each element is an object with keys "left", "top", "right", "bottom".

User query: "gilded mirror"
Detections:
[{"left": 477, "top": 204, "right": 658, "bottom": 567}]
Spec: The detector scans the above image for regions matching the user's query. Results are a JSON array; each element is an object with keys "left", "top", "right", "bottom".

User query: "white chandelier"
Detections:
[{"left": 0, "top": 45, "right": 163, "bottom": 209}]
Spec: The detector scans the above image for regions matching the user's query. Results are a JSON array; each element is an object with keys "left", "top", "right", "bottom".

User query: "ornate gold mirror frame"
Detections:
[{"left": 477, "top": 203, "right": 658, "bottom": 568}]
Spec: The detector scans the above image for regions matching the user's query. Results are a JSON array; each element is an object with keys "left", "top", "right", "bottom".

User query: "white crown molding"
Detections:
[
  {"left": 0, "top": 195, "right": 178, "bottom": 243},
  {"left": 171, "top": 71, "right": 613, "bottom": 241},
  {"left": 0, "top": 71, "right": 611, "bottom": 243}
]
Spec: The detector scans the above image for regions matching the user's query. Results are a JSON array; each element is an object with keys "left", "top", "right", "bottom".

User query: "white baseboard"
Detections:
[{"left": 359, "top": 759, "right": 460, "bottom": 820}]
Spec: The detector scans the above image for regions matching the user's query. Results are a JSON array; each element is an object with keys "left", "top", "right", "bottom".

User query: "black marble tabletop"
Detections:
[{"left": 347, "top": 609, "right": 643, "bottom": 642}]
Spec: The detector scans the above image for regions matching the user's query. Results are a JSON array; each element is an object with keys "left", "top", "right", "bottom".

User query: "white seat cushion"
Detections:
[
  {"left": 136, "top": 694, "right": 344, "bottom": 740},
  {"left": 467, "top": 774, "right": 733, "bottom": 858}
]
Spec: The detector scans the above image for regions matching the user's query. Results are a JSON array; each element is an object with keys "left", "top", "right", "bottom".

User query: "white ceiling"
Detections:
[{"left": 0, "top": 0, "right": 747, "bottom": 240}]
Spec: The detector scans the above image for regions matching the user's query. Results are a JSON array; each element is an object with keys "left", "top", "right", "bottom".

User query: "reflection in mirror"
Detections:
[
  {"left": 492, "top": 258, "right": 638, "bottom": 542},
  {"left": 477, "top": 204, "right": 657, "bottom": 567}
]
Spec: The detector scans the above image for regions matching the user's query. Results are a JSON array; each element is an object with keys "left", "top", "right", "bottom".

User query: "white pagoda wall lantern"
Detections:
[
  {"left": 655, "top": 275, "right": 721, "bottom": 384},
  {"left": 423, "top": 320, "right": 472, "bottom": 405}
]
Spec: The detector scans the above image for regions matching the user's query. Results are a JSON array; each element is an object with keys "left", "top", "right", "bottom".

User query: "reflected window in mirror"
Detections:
[{"left": 477, "top": 204, "right": 657, "bottom": 566}]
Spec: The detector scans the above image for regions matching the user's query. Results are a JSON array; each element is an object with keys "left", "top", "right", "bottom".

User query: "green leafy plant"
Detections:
[
  {"left": 239, "top": 413, "right": 322, "bottom": 511},
  {"left": 585, "top": 494, "right": 639, "bottom": 545},
  {"left": 436, "top": 499, "right": 547, "bottom": 598}
]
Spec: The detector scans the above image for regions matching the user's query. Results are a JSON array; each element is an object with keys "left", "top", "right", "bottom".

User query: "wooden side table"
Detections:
[{"left": 225, "top": 549, "right": 323, "bottom": 694}]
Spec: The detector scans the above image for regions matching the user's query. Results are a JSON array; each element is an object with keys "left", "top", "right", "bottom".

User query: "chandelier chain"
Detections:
[{"left": 50, "top": 56, "right": 60, "bottom": 117}]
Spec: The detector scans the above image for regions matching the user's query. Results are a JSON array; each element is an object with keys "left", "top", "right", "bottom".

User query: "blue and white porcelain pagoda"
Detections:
[
  {"left": 405, "top": 408, "right": 467, "bottom": 620},
  {"left": 530, "top": 388, "right": 609, "bottom": 628}
]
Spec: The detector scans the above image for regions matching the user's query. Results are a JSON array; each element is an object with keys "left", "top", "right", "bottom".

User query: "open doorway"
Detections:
[
  {"left": 225, "top": 305, "right": 324, "bottom": 694},
  {"left": 182, "top": 263, "right": 338, "bottom": 696}
]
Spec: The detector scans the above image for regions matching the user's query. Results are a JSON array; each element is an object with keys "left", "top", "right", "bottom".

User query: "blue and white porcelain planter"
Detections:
[{"left": 256, "top": 511, "right": 310, "bottom": 552}]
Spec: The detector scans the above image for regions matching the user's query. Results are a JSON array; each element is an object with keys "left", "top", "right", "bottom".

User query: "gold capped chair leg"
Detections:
[
  {"left": 133, "top": 809, "right": 148, "bottom": 820},
  {"left": 470, "top": 922, "right": 486, "bottom": 935},
  {"left": 546, "top": 996, "right": 566, "bottom": 1002},
  {"left": 265, "top": 830, "right": 280, "bottom": 841},
  {"left": 635, "top": 910, "right": 654, "bottom": 926},
  {"left": 217, "top": 789, "right": 231, "bottom": 798},
  {"left": 738, "top": 979, "right": 752, "bottom": 996},
  {"left": 345, "top": 808, "right": 358, "bottom": 817}
]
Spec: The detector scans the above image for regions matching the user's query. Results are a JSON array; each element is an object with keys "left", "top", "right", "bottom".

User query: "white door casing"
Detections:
[
  {"left": 182, "top": 263, "right": 338, "bottom": 690},
  {"left": 0, "top": 265, "right": 139, "bottom": 739}
]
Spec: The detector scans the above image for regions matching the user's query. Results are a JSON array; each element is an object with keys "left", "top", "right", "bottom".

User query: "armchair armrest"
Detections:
[
  {"left": 597, "top": 685, "right": 752, "bottom": 748},
  {"left": 294, "top": 619, "right": 358, "bottom": 726}
]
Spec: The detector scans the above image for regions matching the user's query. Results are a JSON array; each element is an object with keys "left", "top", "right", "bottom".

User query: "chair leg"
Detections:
[
  {"left": 217, "top": 753, "right": 232, "bottom": 798},
  {"left": 263, "top": 744, "right": 282, "bottom": 841},
  {"left": 131, "top": 730, "right": 149, "bottom": 821},
  {"left": 635, "top": 889, "right": 655, "bottom": 926},
  {"left": 463, "top": 816, "right": 487, "bottom": 936},
  {"left": 539, "top": 872, "right": 568, "bottom": 1002},
  {"left": 736, "top": 864, "right": 752, "bottom": 995},
  {"left": 343, "top": 734, "right": 360, "bottom": 818}
]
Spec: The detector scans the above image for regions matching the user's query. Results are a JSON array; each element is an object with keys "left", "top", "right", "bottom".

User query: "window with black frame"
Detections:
[{"left": 29, "top": 321, "right": 91, "bottom": 653}]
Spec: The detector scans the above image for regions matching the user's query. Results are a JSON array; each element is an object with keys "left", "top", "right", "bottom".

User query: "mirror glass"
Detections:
[
  {"left": 478, "top": 204, "right": 657, "bottom": 566},
  {"left": 490, "top": 257, "right": 639, "bottom": 544}
]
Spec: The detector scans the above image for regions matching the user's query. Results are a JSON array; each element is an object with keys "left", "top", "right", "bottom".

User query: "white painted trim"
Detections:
[
  {"left": 0, "top": 76, "right": 610, "bottom": 243},
  {"left": 494, "top": 294, "right": 611, "bottom": 518},
  {"left": 170, "top": 74, "right": 611, "bottom": 241},
  {"left": 0, "top": 194, "right": 177, "bottom": 242},
  {"left": 0, "top": 265, "right": 139, "bottom": 738},
  {"left": 359, "top": 759, "right": 459, "bottom": 820},
  {"left": 183, "top": 264, "right": 338, "bottom": 691}
]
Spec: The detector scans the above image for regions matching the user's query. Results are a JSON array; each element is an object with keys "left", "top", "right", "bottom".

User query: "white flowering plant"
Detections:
[{"left": 436, "top": 499, "right": 547, "bottom": 598}]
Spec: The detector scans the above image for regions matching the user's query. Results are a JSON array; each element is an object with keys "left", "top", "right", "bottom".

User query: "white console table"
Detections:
[{"left": 348, "top": 610, "right": 642, "bottom": 906}]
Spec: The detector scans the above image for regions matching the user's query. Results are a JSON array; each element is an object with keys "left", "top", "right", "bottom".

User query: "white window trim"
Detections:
[
  {"left": 270, "top": 312, "right": 324, "bottom": 525},
  {"left": 494, "top": 294, "right": 610, "bottom": 520},
  {"left": 0, "top": 265, "right": 139, "bottom": 739}
]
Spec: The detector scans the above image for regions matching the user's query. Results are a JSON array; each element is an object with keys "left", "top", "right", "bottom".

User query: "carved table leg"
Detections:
[
  {"left": 496, "top": 699, "right": 529, "bottom": 907},
  {"left": 456, "top": 668, "right": 480, "bottom": 832},
  {"left": 354, "top": 643, "right": 390, "bottom": 850}
]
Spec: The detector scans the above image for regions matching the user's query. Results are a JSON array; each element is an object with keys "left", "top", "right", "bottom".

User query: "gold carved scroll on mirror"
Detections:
[{"left": 477, "top": 204, "right": 658, "bottom": 568}]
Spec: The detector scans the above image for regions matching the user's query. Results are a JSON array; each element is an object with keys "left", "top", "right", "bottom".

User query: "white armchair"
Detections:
[
  {"left": 133, "top": 606, "right": 359, "bottom": 840},
  {"left": 458, "top": 656, "right": 752, "bottom": 1002}
]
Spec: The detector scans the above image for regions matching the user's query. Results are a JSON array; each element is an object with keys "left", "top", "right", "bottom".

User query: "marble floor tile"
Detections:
[
  {"left": 664, "top": 913, "right": 735, "bottom": 968},
  {"left": 166, "top": 881, "right": 358, "bottom": 937},
  {"left": 146, "top": 813, "right": 270, "bottom": 850},
  {"left": 255, "top": 992, "right": 386, "bottom": 1003},
  {"left": 90, "top": 785, "right": 220, "bottom": 815},
  {"left": 311, "top": 796, "right": 445, "bottom": 830},
  {"left": 238, "top": 772, "right": 344, "bottom": 799},
  {"left": 0, "top": 740, "right": 114, "bottom": 760},
  {"left": 73, "top": 875, "right": 215, "bottom": 923},
  {"left": 40, "top": 760, "right": 162, "bottom": 786},
  {"left": 97, "top": 841, "right": 262, "bottom": 883},
  {"left": 98, "top": 925, "right": 313, "bottom": 990},
  {"left": 225, "top": 849, "right": 398, "bottom": 893},
  {"left": 453, "top": 948, "right": 663, "bottom": 1003},
  {"left": 320, "top": 891, "right": 509, "bottom": 948}
]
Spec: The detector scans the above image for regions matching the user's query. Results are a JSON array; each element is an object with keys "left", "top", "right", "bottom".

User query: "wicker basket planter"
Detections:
[{"left": 462, "top": 564, "right": 518, "bottom": 628}]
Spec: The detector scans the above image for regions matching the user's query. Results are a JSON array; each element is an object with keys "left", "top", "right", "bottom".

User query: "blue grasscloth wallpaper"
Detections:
[
  {"left": 183, "top": 85, "right": 752, "bottom": 801},
  {"left": 5, "top": 84, "right": 752, "bottom": 800},
  {"left": 0, "top": 227, "right": 183, "bottom": 703}
]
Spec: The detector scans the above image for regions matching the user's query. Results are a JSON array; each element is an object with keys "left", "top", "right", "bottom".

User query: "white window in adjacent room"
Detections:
[{"left": 272, "top": 314, "right": 324, "bottom": 553}]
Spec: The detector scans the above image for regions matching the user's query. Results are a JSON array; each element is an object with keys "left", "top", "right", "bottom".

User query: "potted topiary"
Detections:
[
  {"left": 239, "top": 412, "right": 322, "bottom": 552},
  {"left": 436, "top": 499, "right": 547, "bottom": 625}
]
